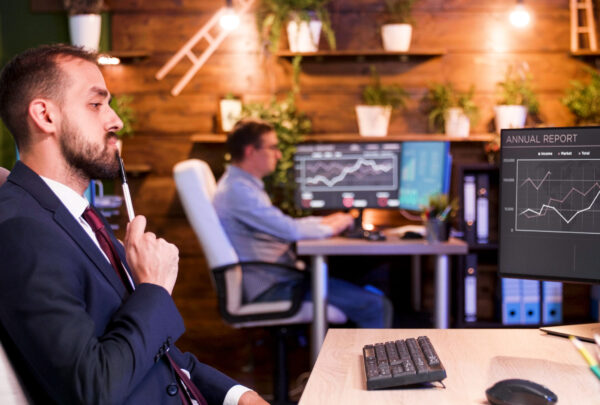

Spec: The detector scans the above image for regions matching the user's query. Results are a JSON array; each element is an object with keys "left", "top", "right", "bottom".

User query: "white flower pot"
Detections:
[
  {"left": 381, "top": 24, "right": 413, "bottom": 52},
  {"left": 355, "top": 105, "right": 392, "bottom": 137},
  {"left": 219, "top": 99, "right": 242, "bottom": 132},
  {"left": 68, "top": 14, "right": 102, "bottom": 52},
  {"left": 444, "top": 107, "right": 470, "bottom": 137},
  {"left": 286, "top": 19, "right": 322, "bottom": 52},
  {"left": 494, "top": 105, "right": 528, "bottom": 134}
]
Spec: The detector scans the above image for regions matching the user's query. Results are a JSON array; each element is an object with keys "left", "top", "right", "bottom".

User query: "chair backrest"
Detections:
[
  {"left": 173, "top": 159, "right": 244, "bottom": 313},
  {"left": 0, "top": 342, "right": 29, "bottom": 404},
  {"left": 0, "top": 167, "right": 9, "bottom": 187}
]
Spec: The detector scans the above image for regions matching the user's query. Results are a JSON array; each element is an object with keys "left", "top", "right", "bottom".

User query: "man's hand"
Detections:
[
  {"left": 124, "top": 215, "right": 179, "bottom": 294},
  {"left": 238, "top": 391, "right": 269, "bottom": 405},
  {"left": 321, "top": 212, "right": 354, "bottom": 235}
]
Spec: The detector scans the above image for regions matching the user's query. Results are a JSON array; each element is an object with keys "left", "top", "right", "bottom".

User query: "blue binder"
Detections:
[
  {"left": 501, "top": 278, "right": 521, "bottom": 325},
  {"left": 542, "top": 281, "right": 562, "bottom": 324},
  {"left": 521, "top": 279, "right": 541, "bottom": 324}
]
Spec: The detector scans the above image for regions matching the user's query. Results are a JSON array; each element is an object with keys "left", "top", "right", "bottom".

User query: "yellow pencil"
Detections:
[{"left": 570, "top": 336, "right": 600, "bottom": 380}]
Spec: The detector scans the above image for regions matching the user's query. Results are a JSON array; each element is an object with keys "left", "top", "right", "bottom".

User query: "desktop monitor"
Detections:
[
  {"left": 398, "top": 141, "right": 452, "bottom": 211},
  {"left": 499, "top": 126, "right": 600, "bottom": 341},
  {"left": 294, "top": 142, "right": 403, "bottom": 210}
]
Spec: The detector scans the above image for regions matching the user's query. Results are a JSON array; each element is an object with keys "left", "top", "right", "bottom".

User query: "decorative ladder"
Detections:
[
  {"left": 570, "top": 0, "right": 598, "bottom": 52},
  {"left": 155, "top": 0, "right": 255, "bottom": 96}
]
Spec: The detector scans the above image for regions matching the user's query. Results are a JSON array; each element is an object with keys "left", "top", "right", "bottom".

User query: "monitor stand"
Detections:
[{"left": 540, "top": 323, "right": 600, "bottom": 343}]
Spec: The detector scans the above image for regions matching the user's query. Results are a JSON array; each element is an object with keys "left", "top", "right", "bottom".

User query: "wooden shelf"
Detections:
[
  {"left": 99, "top": 50, "right": 150, "bottom": 64},
  {"left": 190, "top": 134, "right": 227, "bottom": 143},
  {"left": 124, "top": 163, "right": 151, "bottom": 176},
  {"left": 275, "top": 49, "right": 446, "bottom": 61},
  {"left": 190, "top": 133, "right": 496, "bottom": 143},
  {"left": 301, "top": 133, "right": 496, "bottom": 142}
]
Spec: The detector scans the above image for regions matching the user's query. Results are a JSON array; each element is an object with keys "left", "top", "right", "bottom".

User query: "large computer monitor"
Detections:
[
  {"left": 294, "top": 142, "right": 403, "bottom": 210},
  {"left": 398, "top": 141, "right": 452, "bottom": 211},
  {"left": 499, "top": 126, "right": 600, "bottom": 341}
]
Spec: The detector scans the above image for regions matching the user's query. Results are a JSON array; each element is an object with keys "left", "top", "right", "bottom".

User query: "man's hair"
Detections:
[
  {"left": 0, "top": 44, "right": 97, "bottom": 150},
  {"left": 227, "top": 118, "right": 274, "bottom": 162}
]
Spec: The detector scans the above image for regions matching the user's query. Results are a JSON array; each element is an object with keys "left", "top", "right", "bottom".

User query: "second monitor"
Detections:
[{"left": 294, "top": 141, "right": 451, "bottom": 211}]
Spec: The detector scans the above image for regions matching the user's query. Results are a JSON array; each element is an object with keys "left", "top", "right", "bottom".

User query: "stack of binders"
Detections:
[{"left": 501, "top": 279, "right": 563, "bottom": 325}]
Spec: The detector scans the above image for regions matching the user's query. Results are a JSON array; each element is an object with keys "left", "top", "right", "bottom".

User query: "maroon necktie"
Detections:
[
  {"left": 82, "top": 207, "right": 133, "bottom": 292},
  {"left": 82, "top": 207, "right": 208, "bottom": 405}
]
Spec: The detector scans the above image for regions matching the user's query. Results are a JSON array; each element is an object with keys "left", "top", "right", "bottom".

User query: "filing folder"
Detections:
[
  {"left": 463, "top": 175, "right": 477, "bottom": 244},
  {"left": 542, "top": 281, "right": 563, "bottom": 324},
  {"left": 476, "top": 173, "right": 489, "bottom": 244},
  {"left": 521, "top": 279, "right": 541, "bottom": 324},
  {"left": 464, "top": 254, "right": 478, "bottom": 322},
  {"left": 501, "top": 278, "right": 521, "bottom": 325}
]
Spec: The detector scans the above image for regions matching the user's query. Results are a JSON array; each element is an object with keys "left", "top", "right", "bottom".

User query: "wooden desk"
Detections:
[
  {"left": 297, "top": 237, "right": 468, "bottom": 363},
  {"left": 300, "top": 329, "right": 600, "bottom": 404}
]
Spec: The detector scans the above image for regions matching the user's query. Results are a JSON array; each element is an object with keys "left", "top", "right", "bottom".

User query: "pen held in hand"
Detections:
[{"left": 116, "top": 152, "right": 135, "bottom": 222}]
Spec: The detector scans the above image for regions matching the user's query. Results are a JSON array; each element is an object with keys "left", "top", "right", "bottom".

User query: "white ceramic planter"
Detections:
[
  {"left": 68, "top": 14, "right": 102, "bottom": 52},
  {"left": 355, "top": 105, "right": 392, "bottom": 137},
  {"left": 219, "top": 99, "right": 242, "bottom": 132},
  {"left": 286, "top": 19, "right": 322, "bottom": 52},
  {"left": 444, "top": 107, "right": 470, "bottom": 137},
  {"left": 381, "top": 24, "right": 413, "bottom": 52},
  {"left": 494, "top": 105, "right": 528, "bottom": 134}
]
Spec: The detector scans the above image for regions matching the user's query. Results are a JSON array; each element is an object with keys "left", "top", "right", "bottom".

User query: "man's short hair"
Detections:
[
  {"left": 0, "top": 44, "right": 97, "bottom": 151},
  {"left": 227, "top": 118, "right": 275, "bottom": 162}
]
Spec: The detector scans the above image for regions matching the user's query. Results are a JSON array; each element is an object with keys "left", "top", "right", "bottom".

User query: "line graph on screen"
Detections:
[{"left": 516, "top": 159, "right": 600, "bottom": 234}]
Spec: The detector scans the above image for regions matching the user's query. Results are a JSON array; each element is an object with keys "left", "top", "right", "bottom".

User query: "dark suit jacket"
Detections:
[{"left": 0, "top": 161, "right": 238, "bottom": 405}]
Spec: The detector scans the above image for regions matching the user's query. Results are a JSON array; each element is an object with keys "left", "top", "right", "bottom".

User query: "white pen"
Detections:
[{"left": 117, "top": 152, "right": 135, "bottom": 222}]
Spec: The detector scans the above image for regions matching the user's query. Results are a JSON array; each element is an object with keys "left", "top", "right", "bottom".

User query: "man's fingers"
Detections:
[{"left": 125, "top": 215, "right": 147, "bottom": 244}]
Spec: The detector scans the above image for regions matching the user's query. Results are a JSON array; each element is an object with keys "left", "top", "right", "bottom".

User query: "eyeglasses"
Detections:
[{"left": 257, "top": 144, "right": 280, "bottom": 152}]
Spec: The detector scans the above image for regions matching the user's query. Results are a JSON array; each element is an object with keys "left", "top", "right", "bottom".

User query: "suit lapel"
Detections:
[{"left": 8, "top": 162, "right": 128, "bottom": 297}]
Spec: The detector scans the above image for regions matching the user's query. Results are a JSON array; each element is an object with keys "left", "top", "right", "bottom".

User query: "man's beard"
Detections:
[{"left": 59, "top": 119, "right": 120, "bottom": 181}]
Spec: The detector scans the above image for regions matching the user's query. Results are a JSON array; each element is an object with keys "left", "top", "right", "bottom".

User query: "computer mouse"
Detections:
[
  {"left": 401, "top": 231, "right": 424, "bottom": 240},
  {"left": 485, "top": 378, "right": 557, "bottom": 405}
]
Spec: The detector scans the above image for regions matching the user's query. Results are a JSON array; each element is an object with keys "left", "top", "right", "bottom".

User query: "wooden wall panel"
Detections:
[{"left": 98, "top": 0, "right": 590, "bottom": 394}]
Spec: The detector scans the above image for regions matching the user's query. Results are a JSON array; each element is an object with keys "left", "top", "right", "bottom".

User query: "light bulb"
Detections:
[
  {"left": 510, "top": 4, "right": 530, "bottom": 28},
  {"left": 219, "top": 9, "right": 240, "bottom": 31},
  {"left": 97, "top": 55, "right": 120, "bottom": 65}
]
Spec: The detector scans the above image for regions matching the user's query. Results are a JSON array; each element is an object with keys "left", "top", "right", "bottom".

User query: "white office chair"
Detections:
[
  {"left": 0, "top": 167, "right": 30, "bottom": 404},
  {"left": 173, "top": 159, "right": 346, "bottom": 403},
  {"left": 0, "top": 167, "right": 9, "bottom": 187}
]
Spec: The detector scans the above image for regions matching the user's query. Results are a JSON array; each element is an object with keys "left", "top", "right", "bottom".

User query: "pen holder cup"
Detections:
[{"left": 425, "top": 218, "right": 450, "bottom": 243}]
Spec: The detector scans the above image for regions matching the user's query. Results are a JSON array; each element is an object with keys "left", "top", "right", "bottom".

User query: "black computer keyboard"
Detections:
[{"left": 363, "top": 336, "right": 447, "bottom": 390}]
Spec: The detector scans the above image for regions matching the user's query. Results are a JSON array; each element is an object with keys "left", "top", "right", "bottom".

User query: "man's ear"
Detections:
[
  {"left": 28, "top": 98, "right": 59, "bottom": 135},
  {"left": 243, "top": 144, "right": 256, "bottom": 159}
]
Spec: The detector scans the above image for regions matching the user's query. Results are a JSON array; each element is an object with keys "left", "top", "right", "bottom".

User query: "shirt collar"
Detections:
[
  {"left": 228, "top": 165, "right": 264, "bottom": 189},
  {"left": 40, "top": 176, "right": 90, "bottom": 220}
]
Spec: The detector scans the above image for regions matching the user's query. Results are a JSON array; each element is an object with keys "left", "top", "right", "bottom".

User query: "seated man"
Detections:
[
  {"left": 0, "top": 44, "right": 266, "bottom": 405},
  {"left": 213, "top": 119, "right": 393, "bottom": 328}
]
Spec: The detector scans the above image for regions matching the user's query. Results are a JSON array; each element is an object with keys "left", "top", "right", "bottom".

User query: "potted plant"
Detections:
[
  {"left": 63, "top": 0, "right": 104, "bottom": 51},
  {"left": 257, "top": 0, "right": 336, "bottom": 53},
  {"left": 495, "top": 63, "right": 539, "bottom": 134},
  {"left": 110, "top": 95, "right": 135, "bottom": 153},
  {"left": 356, "top": 66, "right": 408, "bottom": 137},
  {"left": 381, "top": 0, "right": 415, "bottom": 52},
  {"left": 562, "top": 67, "right": 600, "bottom": 125},
  {"left": 424, "top": 83, "right": 479, "bottom": 137},
  {"left": 241, "top": 92, "right": 311, "bottom": 216},
  {"left": 219, "top": 93, "right": 243, "bottom": 133}
]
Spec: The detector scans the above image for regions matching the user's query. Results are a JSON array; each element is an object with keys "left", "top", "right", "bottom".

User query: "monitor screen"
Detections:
[
  {"left": 499, "top": 126, "right": 600, "bottom": 284},
  {"left": 398, "top": 141, "right": 452, "bottom": 210},
  {"left": 294, "top": 142, "right": 402, "bottom": 209}
]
